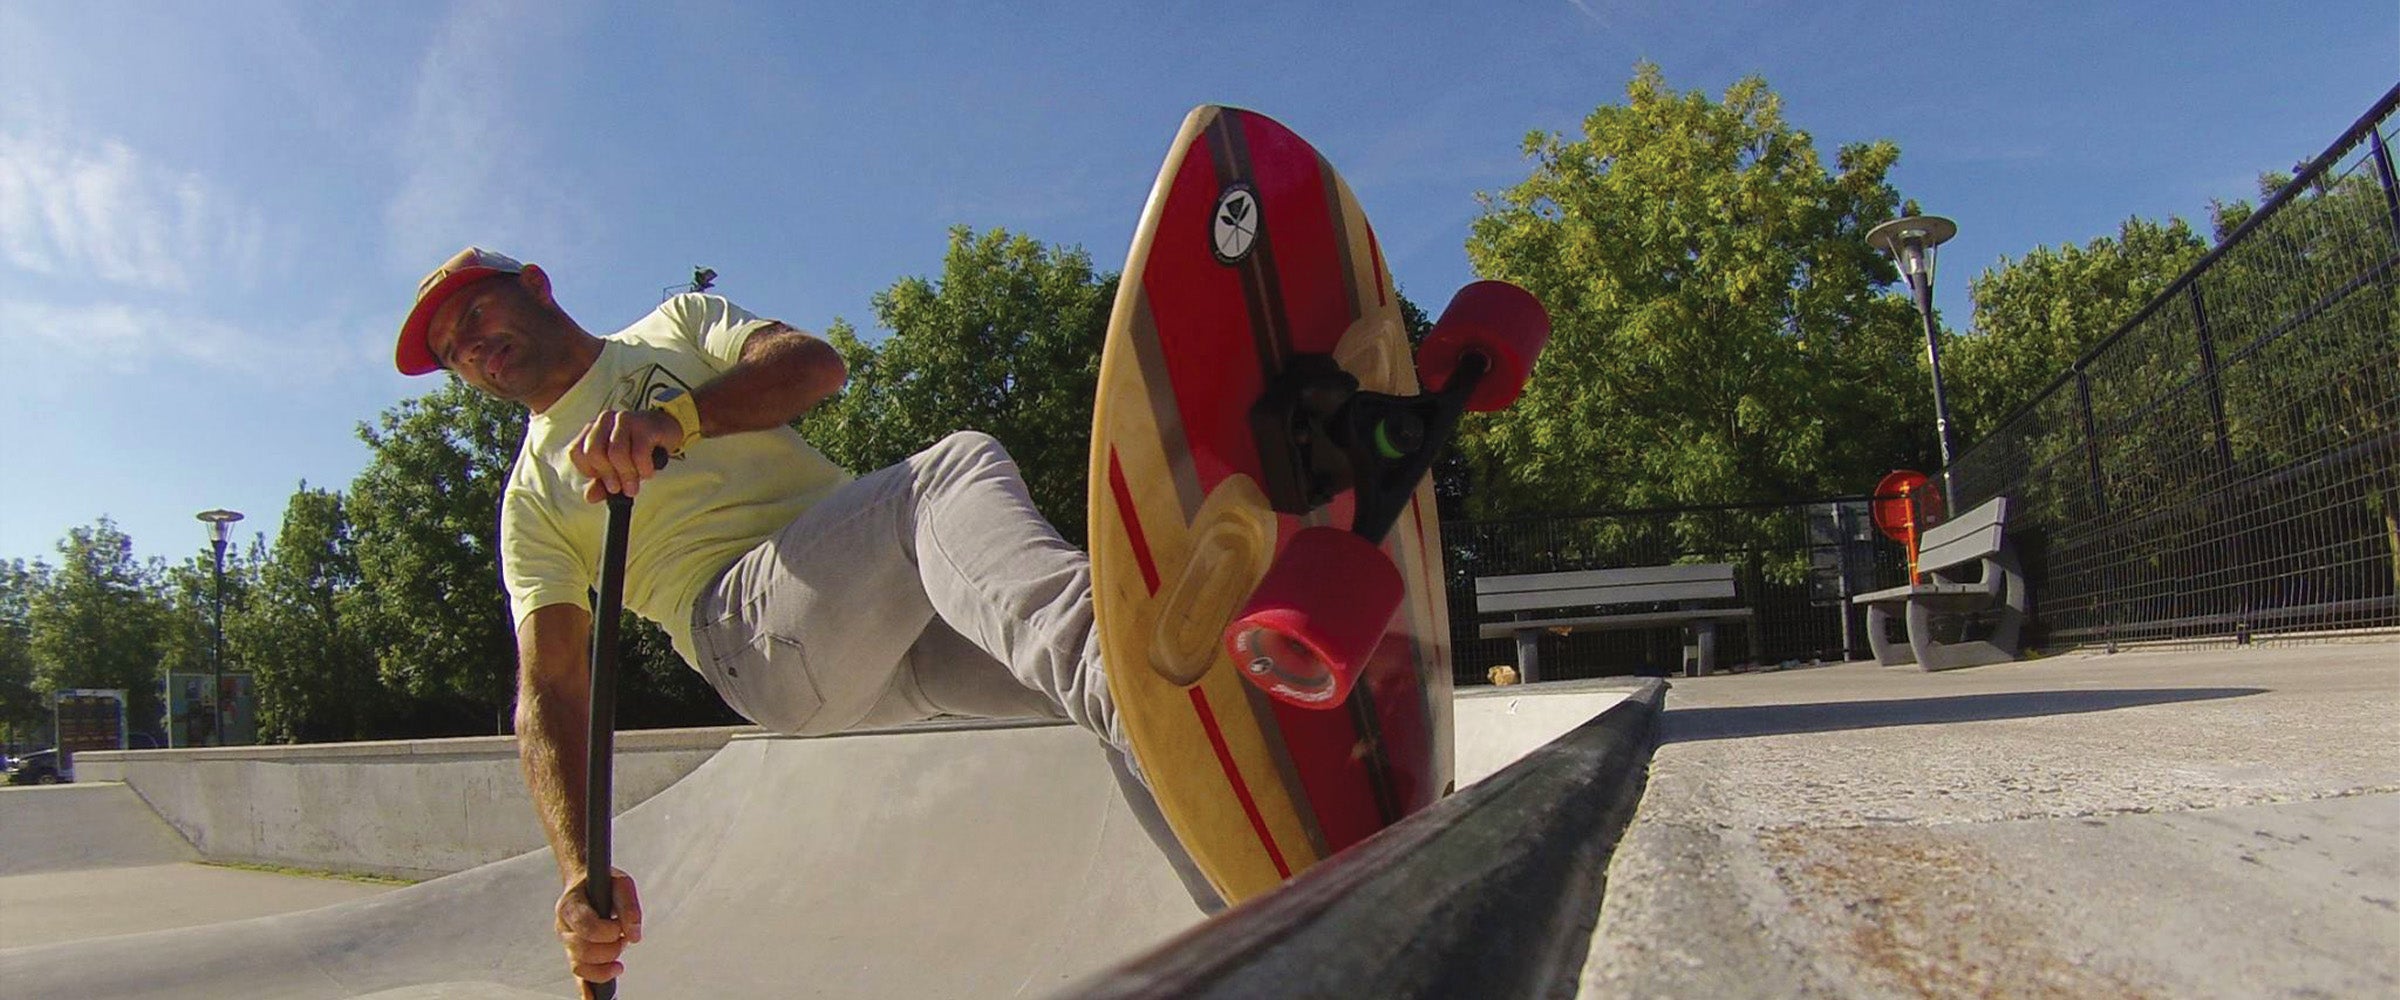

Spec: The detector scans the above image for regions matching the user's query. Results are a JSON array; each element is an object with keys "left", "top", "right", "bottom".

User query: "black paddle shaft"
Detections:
[{"left": 582, "top": 449, "right": 665, "bottom": 1000}]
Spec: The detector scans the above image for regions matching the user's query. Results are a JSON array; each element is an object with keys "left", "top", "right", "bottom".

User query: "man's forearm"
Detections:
[
  {"left": 520, "top": 679, "right": 592, "bottom": 884},
  {"left": 690, "top": 325, "right": 847, "bottom": 437},
  {"left": 517, "top": 604, "right": 597, "bottom": 884}
]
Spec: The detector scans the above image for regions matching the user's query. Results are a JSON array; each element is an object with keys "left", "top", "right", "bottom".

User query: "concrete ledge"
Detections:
[
  {"left": 51, "top": 693, "right": 1647, "bottom": 887},
  {"left": 1064, "top": 679, "right": 1667, "bottom": 999},
  {"left": 73, "top": 727, "right": 747, "bottom": 880},
  {"left": 73, "top": 725, "right": 745, "bottom": 766}
]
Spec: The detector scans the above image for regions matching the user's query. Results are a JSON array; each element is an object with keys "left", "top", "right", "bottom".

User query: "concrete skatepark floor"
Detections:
[
  {"left": 0, "top": 860, "right": 399, "bottom": 949},
  {"left": 0, "top": 689, "right": 1627, "bottom": 1000},
  {"left": 4, "top": 642, "right": 2390, "bottom": 999},
  {"left": 0, "top": 725, "right": 1205, "bottom": 999},
  {"left": 1582, "top": 639, "right": 2400, "bottom": 1000}
]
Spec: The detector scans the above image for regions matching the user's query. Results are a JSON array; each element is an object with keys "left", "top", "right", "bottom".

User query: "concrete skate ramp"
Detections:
[
  {"left": 0, "top": 722, "right": 1204, "bottom": 1000},
  {"left": 0, "top": 783, "right": 201, "bottom": 876}
]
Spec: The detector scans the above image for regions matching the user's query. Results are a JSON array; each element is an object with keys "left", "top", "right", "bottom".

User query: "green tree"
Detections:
[
  {"left": 27, "top": 520, "right": 171, "bottom": 738},
  {"left": 0, "top": 560, "right": 47, "bottom": 745},
  {"left": 798, "top": 317, "right": 898, "bottom": 477},
  {"left": 797, "top": 226, "right": 1116, "bottom": 541},
  {"left": 2199, "top": 172, "right": 2400, "bottom": 594},
  {"left": 1947, "top": 216, "right": 2210, "bottom": 443},
  {"left": 231, "top": 484, "right": 387, "bottom": 743},
  {"left": 1462, "top": 64, "right": 1932, "bottom": 520},
  {"left": 347, "top": 379, "right": 526, "bottom": 734},
  {"left": 609, "top": 609, "right": 742, "bottom": 731}
]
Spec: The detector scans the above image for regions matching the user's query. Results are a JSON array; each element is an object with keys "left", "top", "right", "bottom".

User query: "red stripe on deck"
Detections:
[
  {"left": 1144, "top": 135, "right": 1260, "bottom": 489},
  {"left": 1190, "top": 687, "right": 1292, "bottom": 879},
  {"left": 1106, "top": 448, "right": 1162, "bottom": 596},
  {"left": 1268, "top": 693, "right": 1384, "bottom": 849},
  {"left": 1242, "top": 119, "right": 1347, "bottom": 355}
]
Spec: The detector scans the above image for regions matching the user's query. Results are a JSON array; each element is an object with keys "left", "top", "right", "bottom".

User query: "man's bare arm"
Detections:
[
  {"left": 692, "top": 322, "right": 848, "bottom": 437},
  {"left": 571, "top": 322, "right": 847, "bottom": 499},
  {"left": 516, "top": 602, "right": 596, "bottom": 883},
  {"left": 517, "top": 602, "right": 644, "bottom": 987}
]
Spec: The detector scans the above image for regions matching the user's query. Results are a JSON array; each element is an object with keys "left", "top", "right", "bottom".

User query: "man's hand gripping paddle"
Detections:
[{"left": 582, "top": 447, "right": 666, "bottom": 1000}]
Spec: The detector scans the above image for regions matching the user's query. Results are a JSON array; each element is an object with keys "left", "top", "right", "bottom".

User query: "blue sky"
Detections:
[{"left": 1, "top": 1, "right": 2391, "bottom": 569}]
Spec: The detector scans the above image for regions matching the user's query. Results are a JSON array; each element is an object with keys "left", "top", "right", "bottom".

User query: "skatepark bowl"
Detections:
[
  {"left": 3, "top": 640, "right": 2394, "bottom": 999},
  {"left": 0, "top": 683, "right": 1634, "bottom": 1000}
]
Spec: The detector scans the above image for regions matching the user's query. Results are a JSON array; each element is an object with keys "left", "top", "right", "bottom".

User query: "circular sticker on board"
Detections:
[{"left": 1213, "top": 185, "right": 1260, "bottom": 263}]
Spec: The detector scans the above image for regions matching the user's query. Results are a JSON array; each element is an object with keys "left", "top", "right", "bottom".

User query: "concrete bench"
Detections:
[
  {"left": 1476, "top": 564, "right": 1754, "bottom": 680},
  {"left": 1852, "top": 496, "right": 2027, "bottom": 670}
]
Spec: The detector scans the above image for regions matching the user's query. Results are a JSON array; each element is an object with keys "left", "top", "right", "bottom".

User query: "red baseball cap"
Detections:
[{"left": 395, "top": 246, "right": 526, "bottom": 375}]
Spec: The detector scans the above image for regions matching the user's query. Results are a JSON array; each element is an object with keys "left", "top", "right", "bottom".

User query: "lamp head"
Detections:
[
  {"left": 196, "top": 509, "right": 245, "bottom": 549},
  {"left": 1867, "top": 215, "right": 1958, "bottom": 290}
]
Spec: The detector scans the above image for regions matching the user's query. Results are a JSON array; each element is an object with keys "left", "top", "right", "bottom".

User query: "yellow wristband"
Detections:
[{"left": 653, "top": 390, "right": 703, "bottom": 455}]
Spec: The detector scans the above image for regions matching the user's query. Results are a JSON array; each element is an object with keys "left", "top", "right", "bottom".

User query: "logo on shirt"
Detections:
[{"left": 609, "top": 364, "right": 695, "bottom": 412}]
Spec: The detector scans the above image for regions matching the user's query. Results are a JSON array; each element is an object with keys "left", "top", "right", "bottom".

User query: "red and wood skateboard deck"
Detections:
[{"left": 1089, "top": 105, "right": 1547, "bottom": 904}]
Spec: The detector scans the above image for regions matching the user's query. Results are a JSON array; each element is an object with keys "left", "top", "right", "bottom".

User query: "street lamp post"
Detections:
[
  {"left": 196, "top": 509, "right": 244, "bottom": 747},
  {"left": 1868, "top": 214, "right": 1962, "bottom": 509}
]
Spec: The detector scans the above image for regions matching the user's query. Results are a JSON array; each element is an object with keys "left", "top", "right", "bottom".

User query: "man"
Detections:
[{"left": 394, "top": 247, "right": 1214, "bottom": 991}]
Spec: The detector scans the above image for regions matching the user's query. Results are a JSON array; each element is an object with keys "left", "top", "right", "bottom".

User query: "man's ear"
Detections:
[{"left": 520, "top": 263, "right": 554, "bottom": 305}]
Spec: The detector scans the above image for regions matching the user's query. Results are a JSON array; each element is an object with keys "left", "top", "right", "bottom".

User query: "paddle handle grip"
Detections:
[{"left": 581, "top": 448, "right": 659, "bottom": 1000}]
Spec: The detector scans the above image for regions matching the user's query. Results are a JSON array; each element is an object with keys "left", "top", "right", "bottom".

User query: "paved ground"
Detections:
[
  {"left": 0, "top": 781, "right": 401, "bottom": 949},
  {"left": 1580, "top": 639, "right": 2400, "bottom": 1000},
  {"left": 0, "top": 861, "right": 398, "bottom": 949},
  {"left": 0, "top": 722, "right": 1210, "bottom": 999},
  {"left": 0, "top": 685, "right": 1628, "bottom": 990},
  {"left": 14, "top": 641, "right": 2387, "bottom": 998},
  {"left": 0, "top": 782, "right": 202, "bottom": 875}
]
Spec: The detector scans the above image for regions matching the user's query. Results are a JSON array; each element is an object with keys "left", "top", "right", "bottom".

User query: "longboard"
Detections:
[{"left": 1089, "top": 105, "right": 1547, "bottom": 904}]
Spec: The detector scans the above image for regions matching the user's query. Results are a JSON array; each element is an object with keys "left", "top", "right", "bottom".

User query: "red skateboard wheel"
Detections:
[
  {"left": 1223, "top": 526, "right": 1404, "bottom": 708},
  {"left": 1417, "top": 280, "right": 1551, "bottom": 412}
]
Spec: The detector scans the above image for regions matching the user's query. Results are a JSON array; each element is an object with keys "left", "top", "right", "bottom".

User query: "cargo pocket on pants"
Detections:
[{"left": 702, "top": 624, "right": 825, "bottom": 735}]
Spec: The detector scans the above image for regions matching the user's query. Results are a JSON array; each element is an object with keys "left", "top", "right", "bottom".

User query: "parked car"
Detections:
[{"left": 6, "top": 749, "right": 66, "bottom": 785}]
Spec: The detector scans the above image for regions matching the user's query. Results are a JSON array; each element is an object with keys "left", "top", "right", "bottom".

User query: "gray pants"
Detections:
[{"left": 690, "top": 431, "right": 1223, "bottom": 912}]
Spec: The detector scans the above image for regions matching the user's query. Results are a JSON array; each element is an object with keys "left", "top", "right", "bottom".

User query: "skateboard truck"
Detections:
[
  {"left": 1247, "top": 352, "right": 1490, "bottom": 544},
  {"left": 1229, "top": 281, "right": 1549, "bottom": 709}
]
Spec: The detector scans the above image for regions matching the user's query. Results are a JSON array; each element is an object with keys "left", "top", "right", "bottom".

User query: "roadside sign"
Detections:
[
  {"left": 54, "top": 689, "right": 127, "bottom": 774},
  {"left": 1871, "top": 470, "right": 1943, "bottom": 541}
]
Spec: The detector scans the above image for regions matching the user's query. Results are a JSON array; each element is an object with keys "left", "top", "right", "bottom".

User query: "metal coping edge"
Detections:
[{"left": 1061, "top": 678, "right": 1670, "bottom": 999}]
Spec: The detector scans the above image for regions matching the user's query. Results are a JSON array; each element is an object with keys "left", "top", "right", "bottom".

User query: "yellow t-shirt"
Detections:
[{"left": 500, "top": 294, "right": 852, "bottom": 665}]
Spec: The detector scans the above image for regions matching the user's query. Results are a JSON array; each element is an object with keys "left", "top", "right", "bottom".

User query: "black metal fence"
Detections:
[
  {"left": 1441, "top": 499, "right": 1911, "bottom": 684},
  {"left": 1946, "top": 84, "right": 2400, "bottom": 648}
]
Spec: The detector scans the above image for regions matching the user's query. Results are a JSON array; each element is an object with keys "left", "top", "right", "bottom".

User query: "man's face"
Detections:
[{"left": 425, "top": 271, "right": 567, "bottom": 403}]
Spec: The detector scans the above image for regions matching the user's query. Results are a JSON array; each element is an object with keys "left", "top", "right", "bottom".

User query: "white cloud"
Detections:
[
  {"left": 384, "top": 0, "right": 589, "bottom": 271},
  {"left": 0, "top": 132, "right": 266, "bottom": 293},
  {"left": 0, "top": 298, "right": 367, "bottom": 379}
]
